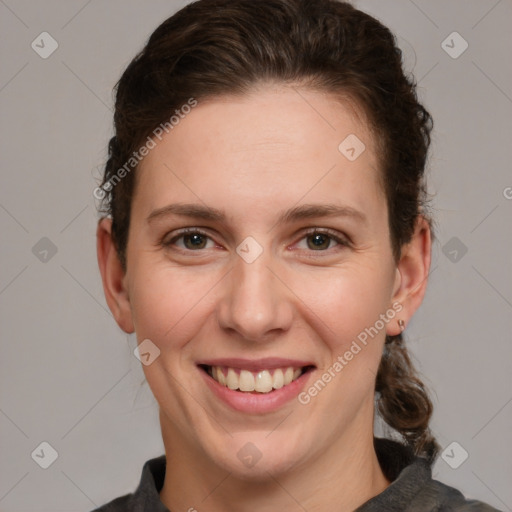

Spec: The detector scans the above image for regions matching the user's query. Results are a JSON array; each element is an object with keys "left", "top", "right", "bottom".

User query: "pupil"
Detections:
[
  {"left": 308, "top": 234, "right": 329, "bottom": 250},
  {"left": 185, "top": 233, "right": 206, "bottom": 249}
]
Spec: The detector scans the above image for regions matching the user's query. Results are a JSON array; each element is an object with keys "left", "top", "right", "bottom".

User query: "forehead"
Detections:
[{"left": 134, "top": 85, "right": 383, "bottom": 220}]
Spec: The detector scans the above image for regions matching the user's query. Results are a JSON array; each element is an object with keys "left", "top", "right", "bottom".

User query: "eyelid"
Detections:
[
  {"left": 162, "top": 227, "right": 218, "bottom": 248},
  {"left": 294, "top": 227, "right": 351, "bottom": 248},
  {"left": 161, "top": 226, "right": 350, "bottom": 252}
]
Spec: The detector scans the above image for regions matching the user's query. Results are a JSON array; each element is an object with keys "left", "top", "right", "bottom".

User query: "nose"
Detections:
[{"left": 216, "top": 251, "right": 294, "bottom": 342}]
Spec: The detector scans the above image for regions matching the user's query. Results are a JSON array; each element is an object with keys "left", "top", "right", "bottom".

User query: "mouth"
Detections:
[{"left": 198, "top": 364, "right": 316, "bottom": 394}]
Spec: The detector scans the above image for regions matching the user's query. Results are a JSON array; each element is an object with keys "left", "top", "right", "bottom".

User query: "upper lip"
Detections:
[{"left": 197, "top": 358, "right": 315, "bottom": 371}]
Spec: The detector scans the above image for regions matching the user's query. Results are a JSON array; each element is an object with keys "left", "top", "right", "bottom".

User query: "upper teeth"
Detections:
[{"left": 210, "top": 366, "right": 302, "bottom": 393}]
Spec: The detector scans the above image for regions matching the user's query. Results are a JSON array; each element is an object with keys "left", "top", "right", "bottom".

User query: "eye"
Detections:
[
  {"left": 164, "top": 229, "right": 216, "bottom": 250},
  {"left": 295, "top": 229, "right": 349, "bottom": 251}
]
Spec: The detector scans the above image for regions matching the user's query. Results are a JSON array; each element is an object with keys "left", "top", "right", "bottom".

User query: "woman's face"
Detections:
[{"left": 103, "top": 85, "right": 417, "bottom": 477}]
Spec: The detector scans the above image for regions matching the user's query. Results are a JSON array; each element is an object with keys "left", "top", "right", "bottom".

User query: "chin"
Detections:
[{"left": 206, "top": 432, "right": 308, "bottom": 481}]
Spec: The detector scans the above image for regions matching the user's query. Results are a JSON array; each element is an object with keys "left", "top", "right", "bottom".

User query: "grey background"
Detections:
[{"left": 0, "top": 0, "right": 511, "bottom": 510}]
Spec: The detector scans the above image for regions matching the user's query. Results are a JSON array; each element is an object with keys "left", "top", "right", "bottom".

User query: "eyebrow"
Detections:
[{"left": 147, "top": 202, "right": 367, "bottom": 225}]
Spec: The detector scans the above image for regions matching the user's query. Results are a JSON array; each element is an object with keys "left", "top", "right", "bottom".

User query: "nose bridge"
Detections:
[{"left": 217, "top": 249, "right": 292, "bottom": 340}]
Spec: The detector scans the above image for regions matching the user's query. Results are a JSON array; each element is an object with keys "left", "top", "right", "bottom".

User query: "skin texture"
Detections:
[{"left": 97, "top": 84, "right": 431, "bottom": 512}]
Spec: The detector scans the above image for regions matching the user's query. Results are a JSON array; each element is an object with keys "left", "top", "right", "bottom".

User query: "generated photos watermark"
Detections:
[
  {"left": 93, "top": 98, "right": 198, "bottom": 200},
  {"left": 298, "top": 301, "right": 403, "bottom": 405}
]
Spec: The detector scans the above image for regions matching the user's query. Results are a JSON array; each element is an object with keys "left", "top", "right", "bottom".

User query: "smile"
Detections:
[
  {"left": 201, "top": 365, "right": 310, "bottom": 393},
  {"left": 197, "top": 358, "right": 316, "bottom": 413}
]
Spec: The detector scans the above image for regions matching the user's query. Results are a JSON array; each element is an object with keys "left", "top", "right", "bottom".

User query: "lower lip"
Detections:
[{"left": 199, "top": 367, "right": 313, "bottom": 414}]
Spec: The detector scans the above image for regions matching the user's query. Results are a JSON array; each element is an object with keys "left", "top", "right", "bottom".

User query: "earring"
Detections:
[{"left": 398, "top": 319, "right": 405, "bottom": 332}]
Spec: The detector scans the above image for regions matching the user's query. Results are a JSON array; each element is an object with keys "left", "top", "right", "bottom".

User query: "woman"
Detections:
[{"left": 93, "top": 0, "right": 500, "bottom": 510}]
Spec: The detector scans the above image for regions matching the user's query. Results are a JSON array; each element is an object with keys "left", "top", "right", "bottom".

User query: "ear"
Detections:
[
  {"left": 386, "top": 215, "right": 431, "bottom": 336},
  {"left": 96, "top": 217, "right": 134, "bottom": 333}
]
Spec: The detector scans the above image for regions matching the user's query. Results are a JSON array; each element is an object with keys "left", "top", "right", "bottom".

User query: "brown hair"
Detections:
[{"left": 98, "top": 0, "right": 439, "bottom": 462}]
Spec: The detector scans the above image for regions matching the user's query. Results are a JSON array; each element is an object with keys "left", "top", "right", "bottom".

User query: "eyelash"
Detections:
[
  {"left": 295, "top": 228, "right": 350, "bottom": 252},
  {"left": 162, "top": 227, "right": 350, "bottom": 254}
]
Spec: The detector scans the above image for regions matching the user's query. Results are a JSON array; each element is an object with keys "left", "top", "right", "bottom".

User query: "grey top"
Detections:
[{"left": 92, "top": 438, "right": 501, "bottom": 511}]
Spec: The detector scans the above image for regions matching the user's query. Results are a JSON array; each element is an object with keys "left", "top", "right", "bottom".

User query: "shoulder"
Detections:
[
  {"left": 359, "top": 439, "right": 502, "bottom": 512},
  {"left": 90, "top": 455, "right": 169, "bottom": 512},
  {"left": 91, "top": 494, "right": 133, "bottom": 512},
  {"left": 417, "top": 478, "right": 503, "bottom": 511}
]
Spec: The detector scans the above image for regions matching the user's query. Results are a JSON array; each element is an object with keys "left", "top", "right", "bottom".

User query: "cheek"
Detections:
[
  {"left": 293, "top": 262, "right": 392, "bottom": 352},
  {"left": 128, "top": 262, "right": 220, "bottom": 349},
  {"left": 292, "top": 263, "right": 392, "bottom": 429}
]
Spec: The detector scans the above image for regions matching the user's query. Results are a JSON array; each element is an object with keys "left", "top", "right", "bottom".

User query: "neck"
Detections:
[{"left": 159, "top": 415, "right": 390, "bottom": 512}]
